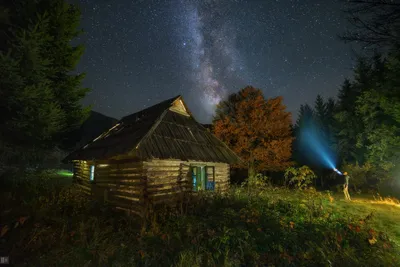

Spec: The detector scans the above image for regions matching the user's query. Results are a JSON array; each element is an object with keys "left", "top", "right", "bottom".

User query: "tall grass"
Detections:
[{"left": 1, "top": 172, "right": 399, "bottom": 266}]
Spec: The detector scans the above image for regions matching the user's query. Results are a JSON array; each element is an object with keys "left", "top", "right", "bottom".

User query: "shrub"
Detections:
[{"left": 284, "top": 165, "right": 317, "bottom": 189}]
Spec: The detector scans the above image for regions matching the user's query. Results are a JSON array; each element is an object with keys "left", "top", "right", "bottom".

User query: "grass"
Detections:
[
  {"left": 1, "top": 171, "right": 400, "bottom": 266},
  {"left": 331, "top": 193, "right": 400, "bottom": 247}
]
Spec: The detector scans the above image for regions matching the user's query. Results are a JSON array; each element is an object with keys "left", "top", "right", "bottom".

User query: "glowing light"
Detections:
[
  {"left": 90, "top": 165, "right": 95, "bottom": 181},
  {"left": 298, "top": 118, "right": 339, "bottom": 171},
  {"left": 56, "top": 170, "right": 73, "bottom": 177},
  {"left": 97, "top": 164, "right": 109, "bottom": 167},
  {"left": 333, "top": 168, "right": 343, "bottom": 175}
]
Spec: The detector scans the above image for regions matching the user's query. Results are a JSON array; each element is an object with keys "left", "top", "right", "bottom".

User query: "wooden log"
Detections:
[
  {"left": 94, "top": 181, "right": 145, "bottom": 186},
  {"left": 146, "top": 174, "right": 180, "bottom": 180},
  {"left": 109, "top": 173, "right": 144, "bottom": 178},
  {"left": 145, "top": 166, "right": 181, "bottom": 172},
  {"left": 110, "top": 193, "right": 141, "bottom": 202},
  {"left": 144, "top": 161, "right": 182, "bottom": 167},
  {"left": 95, "top": 184, "right": 145, "bottom": 193},
  {"left": 93, "top": 165, "right": 143, "bottom": 173},
  {"left": 147, "top": 176, "right": 177, "bottom": 183},
  {"left": 147, "top": 181, "right": 185, "bottom": 189},
  {"left": 146, "top": 172, "right": 180, "bottom": 178},
  {"left": 77, "top": 184, "right": 91, "bottom": 193},
  {"left": 108, "top": 189, "right": 143, "bottom": 198}
]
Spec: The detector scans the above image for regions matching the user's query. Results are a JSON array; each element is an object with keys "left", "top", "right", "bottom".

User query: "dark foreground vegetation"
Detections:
[{"left": 1, "top": 171, "right": 399, "bottom": 267}]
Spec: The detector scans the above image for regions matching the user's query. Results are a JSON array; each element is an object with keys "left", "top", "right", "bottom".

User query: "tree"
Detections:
[
  {"left": 340, "top": 0, "right": 400, "bottom": 49},
  {"left": 294, "top": 104, "right": 314, "bottom": 131},
  {"left": 325, "top": 97, "right": 337, "bottom": 148},
  {"left": 292, "top": 104, "right": 314, "bottom": 166},
  {"left": 335, "top": 63, "right": 371, "bottom": 165},
  {"left": 314, "top": 95, "right": 326, "bottom": 125},
  {"left": 0, "top": 0, "right": 90, "bottom": 168},
  {"left": 213, "top": 86, "right": 294, "bottom": 181},
  {"left": 313, "top": 95, "right": 329, "bottom": 141},
  {"left": 355, "top": 50, "right": 400, "bottom": 171}
]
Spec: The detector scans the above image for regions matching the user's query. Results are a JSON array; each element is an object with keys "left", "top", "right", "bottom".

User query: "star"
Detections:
[{"left": 77, "top": 0, "right": 354, "bottom": 123}]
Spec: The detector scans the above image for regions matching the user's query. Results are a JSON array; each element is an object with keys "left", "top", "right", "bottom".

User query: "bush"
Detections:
[{"left": 284, "top": 165, "right": 317, "bottom": 189}]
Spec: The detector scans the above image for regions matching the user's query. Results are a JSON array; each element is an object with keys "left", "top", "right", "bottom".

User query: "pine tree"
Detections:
[
  {"left": 313, "top": 95, "right": 327, "bottom": 140},
  {"left": 0, "top": 0, "right": 90, "bottom": 168},
  {"left": 294, "top": 104, "right": 314, "bottom": 131},
  {"left": 292, "top": 103, "right": 314, "bottom": 166}
]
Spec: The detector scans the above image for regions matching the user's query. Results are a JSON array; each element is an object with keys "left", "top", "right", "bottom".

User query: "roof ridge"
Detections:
[{"left": 132, "top": 109, "right": 169, "bottom": 151}]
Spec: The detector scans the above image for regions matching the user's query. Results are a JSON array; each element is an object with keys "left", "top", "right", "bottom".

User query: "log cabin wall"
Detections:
[
  {"left": 143, "top": 159, "right": 230, "bottom": 206},
  {"left": 73, "top": 159, "right": 147, "bottom": 216},
  {"left": 73, "top": 158, "right": 230, "bottom": 216},
  {"left": 72, "top": 160, "right": 93, "bottom": 195},
  {"left": 144, "top": 159, "right": 190, "bottom": 206},
  {"left": 213, "top": 162, "right": 230, "bottom": 192}
]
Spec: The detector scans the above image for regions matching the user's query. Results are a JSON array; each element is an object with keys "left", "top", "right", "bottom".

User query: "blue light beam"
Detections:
[{"left": 298, "top": 118, "right": 339, "bottom": 173}]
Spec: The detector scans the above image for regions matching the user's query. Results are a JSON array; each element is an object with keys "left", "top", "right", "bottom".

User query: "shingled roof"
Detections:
[{"left": 63, "top": 95, "right": 241, "bottom": 164}]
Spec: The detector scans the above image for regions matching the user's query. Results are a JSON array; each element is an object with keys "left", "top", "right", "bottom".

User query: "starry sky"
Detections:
[{"left": 75, "top": 0, "right": 356, "bottom": 123}]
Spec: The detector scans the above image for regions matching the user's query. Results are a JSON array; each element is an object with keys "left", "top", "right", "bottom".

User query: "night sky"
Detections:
[{"left": 75, "top": 0, "right": 355, "bottom": 123}]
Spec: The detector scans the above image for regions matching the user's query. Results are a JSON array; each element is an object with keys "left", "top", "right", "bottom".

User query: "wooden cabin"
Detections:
[{"left": 63, "top": 95, "right": 241, "bottom": 216}]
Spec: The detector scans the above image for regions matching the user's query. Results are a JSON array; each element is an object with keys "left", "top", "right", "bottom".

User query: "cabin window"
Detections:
[
  {"left": 90, "top": 165, "right": 95, "bottom": 182},
  {"left": 191, "top": 166, "right": 215, "bottom": 191}
]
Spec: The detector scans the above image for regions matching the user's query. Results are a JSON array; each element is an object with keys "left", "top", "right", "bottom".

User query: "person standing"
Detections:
[{"left": 343, "top": 172, "right": 351, "bottom": 201}]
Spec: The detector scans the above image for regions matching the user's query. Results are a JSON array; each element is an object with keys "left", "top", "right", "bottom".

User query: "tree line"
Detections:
[{"left": 212, "top": 0, "right": 400, "bottom": 195}]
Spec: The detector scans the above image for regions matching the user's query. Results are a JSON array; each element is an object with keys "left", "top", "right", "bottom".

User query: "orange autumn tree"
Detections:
[{"left": 213, "top": 86, "right": 294, "bottom": 181}]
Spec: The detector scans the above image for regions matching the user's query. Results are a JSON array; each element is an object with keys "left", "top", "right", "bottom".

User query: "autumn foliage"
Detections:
[{"left": 213, "top": 86, "right": 294, "bottom": 176}]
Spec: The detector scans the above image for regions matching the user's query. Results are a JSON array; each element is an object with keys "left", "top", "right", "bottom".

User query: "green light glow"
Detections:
[{"left": 56, "top": 170, "right": 74, "bottom": 177}]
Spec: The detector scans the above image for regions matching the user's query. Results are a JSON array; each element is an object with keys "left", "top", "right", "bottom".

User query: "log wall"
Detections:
[
  {"left": 72, "top": 159, "right": 231, "bottom": 216},
  {"left": 72, "top": 160, "right": 93, "bottom": 194},
  {"left": 72, "top": 159, "right": 146, "bottom": 216},
  {"left": 143, "top": 159, "right": 230, "bottom": 206}
]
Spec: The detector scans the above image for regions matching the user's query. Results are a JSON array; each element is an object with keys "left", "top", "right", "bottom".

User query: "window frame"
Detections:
[
  {"left": 190, "top": 165, "right": 215, "bottom": 192},
  {"left": 89, "top": 165, "right": 95, "bottom": 182}
]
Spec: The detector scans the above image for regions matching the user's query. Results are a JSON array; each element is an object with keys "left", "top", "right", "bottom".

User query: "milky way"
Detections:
[
  {"left": 77, "top": 0, "right": 354, "bottom": 123},
  {"left": 179, "top": 1, "right": 247, "bottom": 117}
]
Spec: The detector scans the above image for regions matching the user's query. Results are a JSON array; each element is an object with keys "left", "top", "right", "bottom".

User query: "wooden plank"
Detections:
[
  {"left": 108, "top": 169, "right": 143, "bottom": 174},
  {"left": 110, "top": 193, "right": 141, "bottom": 202},
  {"left": 108, "top": 190, "right": 143, "bottom": 199},
  {"left": 77, "top": 184, "right": 91, "bottom": 193},
  {"left": 146, "top": 174, "right": 180, "bottom": 180},
  {"left": 144, "top": 161, "right": 182, "bottom": 167},
  {"left": 108, "top": 194, "right": 143, "bottom": 205},
  {"left": 95, "top": 184, "right": 145, "bottom": 192},
  {"left": 145, "top": 166, "right": 181, "bottom": 172},
  {"left": 94, "top": 181, "right": 145, "bottom": 186},
  {"left": 147, "top": 177, "right": 179, "bottom": 183},
  {"left": 147, "top": 181, "right": 186, "bottom": 189},
  {"left": 109, "top": 173, "right": 144, "bottom": 178}
]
